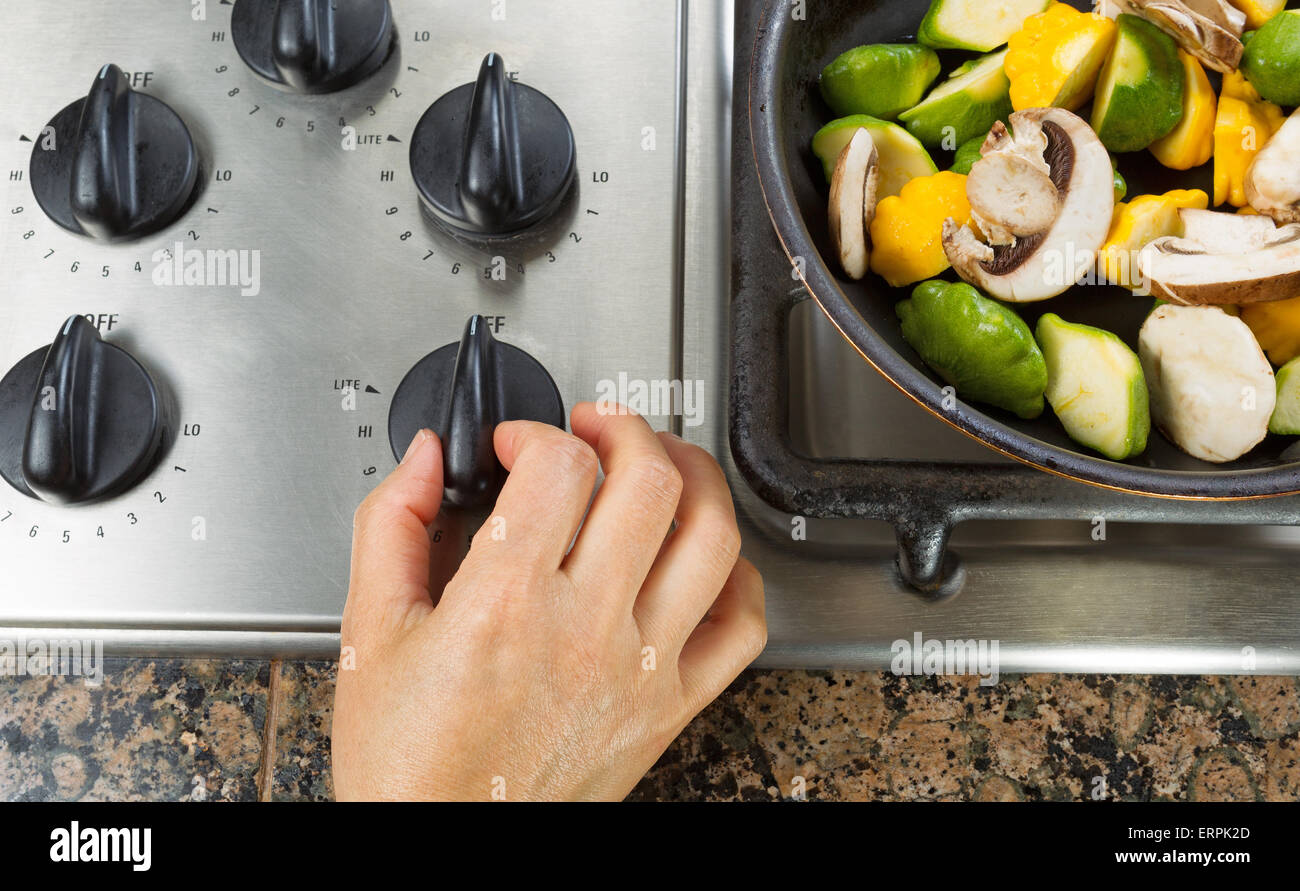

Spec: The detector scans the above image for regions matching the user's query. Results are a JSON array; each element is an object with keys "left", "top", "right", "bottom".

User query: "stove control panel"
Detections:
[{"left": 0, "top": 0, "right": 684, "bottom": 645}]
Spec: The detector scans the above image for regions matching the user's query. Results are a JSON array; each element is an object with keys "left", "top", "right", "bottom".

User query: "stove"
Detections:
[
  {"left": 2, "top": 1, "right": 1298, "bottom": 675},
  {"left": 0, "top": 0, "right": 690, "bottom": 654}
]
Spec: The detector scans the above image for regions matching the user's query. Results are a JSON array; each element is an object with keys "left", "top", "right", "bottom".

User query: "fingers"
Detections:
[
  {"left": 677, "top": 558, "right": 767, "bottom": 709},
  {"left": 456, "top": 419, "right": 599, "bottom": 574},
  {"left": 563, "top": 403, "right": 683, "bottom": 607},
  {"left": 344, "top": 430, "right": 445, "bottom": 644},
  {"left": 633, "top": 433, "right": 742, "bottom": 647}
]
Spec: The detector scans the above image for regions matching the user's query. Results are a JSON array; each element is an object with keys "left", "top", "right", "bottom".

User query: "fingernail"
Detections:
[{"left": 401, "top": 430, "right": 432, "bottom": 465}]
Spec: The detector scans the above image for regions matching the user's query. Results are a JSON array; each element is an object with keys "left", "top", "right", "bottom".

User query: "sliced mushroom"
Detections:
[
  {"left": 965, "top": 153, "right": 1060, "bottom": 245},
  {"left": 1138, "top": 209, "right": 1300, "bottom": 305},
  {"left": 828, "top": 128, "right": 879, "bottom": 281},
  {"left": 1179, "top": 208, "right": 1282, "bottom": 244},
  {"left": 1247, "top": 107, "right": 1300, "bottom": 226},
  {"left": 1138, "top": 304, "right": 1275, "bottom": 463},
  {"left": 942, "top": 108, "right": 1114, "bottom": 303},
  {"left": 1109, "top": 0, "right": 1244, "bottom": 73}
]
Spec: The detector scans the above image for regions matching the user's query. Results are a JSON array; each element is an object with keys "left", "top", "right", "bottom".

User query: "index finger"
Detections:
[{"left": 454, "top": 420, "right": 600, "bottom": 578}]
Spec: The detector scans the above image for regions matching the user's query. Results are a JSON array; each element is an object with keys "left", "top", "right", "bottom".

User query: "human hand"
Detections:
[{"left": 331, "top": 403, "right": 766, "bottom": 800}]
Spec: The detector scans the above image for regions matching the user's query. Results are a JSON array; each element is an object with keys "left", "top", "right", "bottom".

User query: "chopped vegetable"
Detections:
[
  {"left": 804, "top": 0, "right": 1300, "bottom": 466},
  {"left": 1246, "top": 107, "right": 1300, "bottom": 224},
  {"left": 1098, "top": 189, "right": 1209, "bottom": 289},
  {"left": 1139, "top": 304, "right": 1275, "bottom": 463},
  {"left": 1213, "top": 71, "right": 1286, "bottom": 208},
  {"left": 899, "top": 50, "right": 1013, "bottom": 149},
  {"left": 827, "top": 129, "right": 880, "bottom": 280},
  {"left": 1227, "top": 0, "right": 1287, "bottom": 31},
  {"left": 1037, "top": 313, "right": 1150, "bottom": 460},
  {"left": 944, "top": 109, "right": 1115, "bottom": 302},
  {"left": 819, "top": 44, "right": 941, "bottom": 120},
  {"left": 1139, "top": 209, "right": 1300, "bottom": 304},
  {"left": 1270, "top": 355, "right": 1300, "bottom": 434},
  {"left": 1004, "top": 3, "right": 1118, "bottom": 112},
  {"left": 1091, "top": 14, "right": 1185, "bottom": 153},
  {"left": 897, "top": 280, "right": 1048, "bottom": 419},
  {"left": 917, "top": 0, "right": 1053, "bottom": 53},
  {"left": 811, "top": 115, "right": 938, "bottom": 196},
  {"left": 1241, "top": 10, "right": 1300, "bottom": 106},
  {"left": 1241, "top": 295, "right": 1300, "bottom": 365},
  {"left": 950, "top": 135, "right": 987, "bottom": 175},
  {"left": 1114, "top": 0, "right": 1245, "bottom": 74},
  {"left": 1150, "top": 51, "right": 1216, "bottom": 170},
  {"left": 869, "top": 171, "right": 971, "bottom": 287}
]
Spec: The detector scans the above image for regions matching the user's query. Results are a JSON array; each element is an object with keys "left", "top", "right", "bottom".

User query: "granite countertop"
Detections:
[{"left": 0, "top": 662, "right": 1296, "bottom": 800}]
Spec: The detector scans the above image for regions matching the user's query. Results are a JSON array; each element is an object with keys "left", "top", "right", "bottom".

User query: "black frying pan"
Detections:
[{"left": 749, "top": 0, "right": 1300, "bottom": 498}]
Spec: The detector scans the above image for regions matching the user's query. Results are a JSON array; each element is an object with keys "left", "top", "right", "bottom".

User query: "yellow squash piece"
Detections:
[
  {"left": 1099, "top": 189, "right": 1210, "bottom": 289},
  {"left": 1150, "top": 52, "right": 1216, "bottom": 171},
  {"left": 869, "top": 171, "right": 972, "bottom": 288},
  {"left": 1214, "top": 71, "right": 1286, "bottom": 208},
  {"left": 1242, "top": 296, "right": 1300, "bottom": 366},
  {"left": 1233, "top": 203, "right": 1290, "bottom": 341},
  {"left": 1004, "top": 3, "right": 1118, "bottom": 112},
  {"left": 1227, "top": 0, "right": 1287, "bottom": 31}
]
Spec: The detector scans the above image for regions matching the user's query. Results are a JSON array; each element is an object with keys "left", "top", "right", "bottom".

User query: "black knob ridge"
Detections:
[
  {"left": 232, "top": 0, "right": 396, "bottom": 93},
  {"left": 388, "top": 316, "right": 565, "bottom": 510},
  {"left": 410, "top": 53, "right": 577, "bottom": 237},
  {"left": 30, "top": 64, "right": 199, "bottom": 241},
  {"left": 0, "top": 317, "right": 174, "bottom": 505}
]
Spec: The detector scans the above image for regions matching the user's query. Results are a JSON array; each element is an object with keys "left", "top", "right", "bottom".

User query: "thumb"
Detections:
[{"left": 344, "top": 429, "right": 446, "bottom": 645}]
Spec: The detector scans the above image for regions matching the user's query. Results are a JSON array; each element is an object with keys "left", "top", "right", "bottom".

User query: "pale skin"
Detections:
[{"left": 332, "top": 402, "right": 767, "bottom": 800}]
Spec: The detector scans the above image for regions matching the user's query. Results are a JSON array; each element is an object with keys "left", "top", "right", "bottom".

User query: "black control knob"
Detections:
[
  {"left": 410, "top": 53, "right": 577, "bottom": 237},
  {"left": 389, "top": 316, "right": 565, "bottom": 509},
  {"left": 30, "top": 64, "right": 199, "bottom": 241},
  {"left": 0, "top": 317, "right": 174, "bottom": 505},
  {"left": 232, "top": 0, "right": 395, "bottom": 93}
]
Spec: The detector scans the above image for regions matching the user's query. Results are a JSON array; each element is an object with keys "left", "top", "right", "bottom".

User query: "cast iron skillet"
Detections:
[{"left": 749, "top": 0, "right": 1300, "bottom": 499}]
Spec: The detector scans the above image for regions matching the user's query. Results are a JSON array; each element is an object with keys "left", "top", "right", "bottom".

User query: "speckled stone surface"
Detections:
[
  {"left": 2, "top": 663, "right": 1298, "bottom": 800},
  {"left": 271, "top": 662, "right": 335, "bottom": 802},
  {"left": 629, "top": 673, "right": 1300, "bottom": 801},
  {"left": 0, "top": 659, "right": 268, "bottom": 801}
]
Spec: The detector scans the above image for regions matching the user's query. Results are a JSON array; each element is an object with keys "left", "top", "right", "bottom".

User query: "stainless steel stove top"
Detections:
[
  {"left": 2, "top": 0, "right": 1297, "bottom": 674},
  {"left": 0, "top": 0, "right": 684, "bottom": 654}
]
